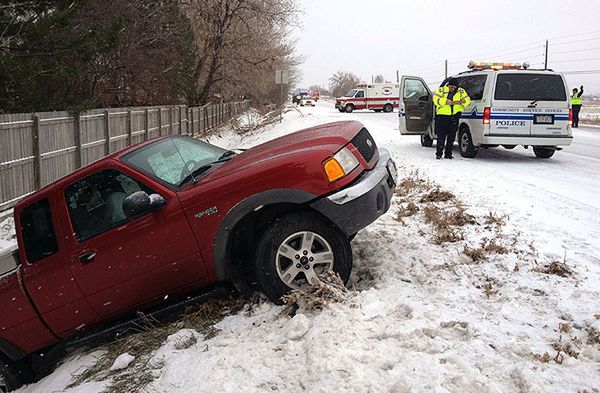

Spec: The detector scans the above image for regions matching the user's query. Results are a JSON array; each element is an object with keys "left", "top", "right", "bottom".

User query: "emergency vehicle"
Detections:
[
  {"left": 336, "top": 83, "right": 400, "bottom": 113},
  {"left": 398, "top": 62, "right": 573, "bottom": 159}
]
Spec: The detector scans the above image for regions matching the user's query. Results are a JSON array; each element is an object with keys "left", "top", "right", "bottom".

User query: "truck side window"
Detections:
[
  {"left": 355, "top": 90, "right": 364, "bottom": 98},
  {"left": 403, "top": 79, "right": 429, "bottom": 101},
  {"left": 65, "top": 169, "right": 153, "bottom": 241},
  {"left": 20, "top": 199, "right": 59, "bottom": 263}
]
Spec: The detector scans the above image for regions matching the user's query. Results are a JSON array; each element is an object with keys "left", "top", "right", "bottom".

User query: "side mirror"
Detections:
[{"left": 123, "top": 191, "right": 166, "bottom": 218}]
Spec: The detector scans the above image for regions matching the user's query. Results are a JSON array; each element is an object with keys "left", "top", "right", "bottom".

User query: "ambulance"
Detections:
[
  {"left": 335, "top": 83, "right": 400, "bottom": 113},
  {"left": 398, "top": 62, "right": 573, "bottom": 159}
]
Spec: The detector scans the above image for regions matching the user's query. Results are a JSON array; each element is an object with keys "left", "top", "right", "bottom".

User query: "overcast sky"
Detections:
[{"left": 293, "top": 0, "right": 600, "bottom": 94}]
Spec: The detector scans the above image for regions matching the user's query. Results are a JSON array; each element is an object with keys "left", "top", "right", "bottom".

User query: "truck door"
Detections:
[
  {"left": 18, "top": 196, "right": 99, "bottom": 337},
  {"left": 399, "top": 76, "right": 433, "bottom": 135},
  {"left": 354, "top": 89, "right": 366, "bottom": 110},
  {"left": 60, "top": 165, "right": 207, "bottom": 319}
]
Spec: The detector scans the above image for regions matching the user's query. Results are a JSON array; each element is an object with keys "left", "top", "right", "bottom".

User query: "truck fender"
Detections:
[{"left": 214, "top": 189, "right": 318, "bottom": 281}]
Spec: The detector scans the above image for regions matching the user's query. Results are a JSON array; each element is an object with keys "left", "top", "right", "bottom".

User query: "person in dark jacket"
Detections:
[{"left": 571, "top": 86, "right": 584, "bottom": 128}]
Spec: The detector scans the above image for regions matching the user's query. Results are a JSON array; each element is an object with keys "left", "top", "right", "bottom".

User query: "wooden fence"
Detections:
[{"left": 0, "top": 101, "right": 250, "bottom": 211}]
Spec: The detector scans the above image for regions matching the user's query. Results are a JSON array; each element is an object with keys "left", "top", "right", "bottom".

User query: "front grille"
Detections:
[{"left": 350, "top": 128, "right": 377, "bottom": 162}]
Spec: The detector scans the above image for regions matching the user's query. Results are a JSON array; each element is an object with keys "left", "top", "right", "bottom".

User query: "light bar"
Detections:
[{"left": 468, "top": 61, "right": 530, "bottom": 70}]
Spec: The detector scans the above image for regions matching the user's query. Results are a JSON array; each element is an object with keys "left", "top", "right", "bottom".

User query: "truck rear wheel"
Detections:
[
  {"left": 254, "top": 212, "right": 352, "bottom": 303},
  {"left": 345, "top": 104, "right": 354, "bottom": 113},
  {"left": 0, "top": 358, "right": 24, "bottom": 392},
  {"left": 383, "top": 104, "right": 393, "bottom": 113},
  {"left": 459, "top": 128, "right": 478, "bottom": 158},
  {"left": 420, "top": 133, "right": 433, "bottom": 147},
  {"left": 533, "top": 147, "right": 555, "bottom": 159}
]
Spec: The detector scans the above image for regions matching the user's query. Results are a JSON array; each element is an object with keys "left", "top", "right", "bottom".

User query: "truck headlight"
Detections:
[{"left": 323, "top": 147, "right": 359, "bottom": 182}]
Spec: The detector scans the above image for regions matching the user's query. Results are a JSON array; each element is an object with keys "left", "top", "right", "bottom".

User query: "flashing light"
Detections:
[
  {"left": 468, "top": 61, "right": 530, "bottom": 70},
  {"left": 483, "top": 107, "right": 491, "bottom": 125}
]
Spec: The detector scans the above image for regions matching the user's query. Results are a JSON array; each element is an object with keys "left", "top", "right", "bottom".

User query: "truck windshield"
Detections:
[
  {"left": 494, "top": 74, "right": 567, "bottom": 101},
  {"left": 121, "top": 136, "right": 229, "bottom": 188},
  {"left": 344, "top": 89, "right": 358, "bottom": 97}
]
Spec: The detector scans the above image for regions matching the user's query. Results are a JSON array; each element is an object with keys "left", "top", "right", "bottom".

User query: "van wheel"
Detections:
[
  {"left": 254, "top": 212, "right": 352, "bottom": 304},
  {"left": 383, "top": 104, "right": 393, "bottom": 113},
  {"left": 345, "top": 104, "right": 354, "bottom": 113},
  {"left": 0, "top": 358, "right": 25, "bottom": 392},
  {"left": 533, "top": 147, "right": 555, "bottom": 159},
  {"left": 502, "top": 145, "right": 516, "bottom": 150},
  {"left": 459, "top": 128, "right": 478, "bottom": 158},
  {"left": 420, "top": 133, "right": 433, "bottom": 147}
]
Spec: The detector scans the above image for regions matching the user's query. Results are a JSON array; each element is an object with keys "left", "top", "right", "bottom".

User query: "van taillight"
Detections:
[
  {"left": 483, "top": 107, "right": 491, "bottom": 125},
  {"left": 568, "top": 108, "right": 573, "bottom": 126}
]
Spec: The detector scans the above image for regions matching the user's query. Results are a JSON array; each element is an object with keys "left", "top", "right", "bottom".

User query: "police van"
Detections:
[{"left": 398, "top": 62, "right": 573, "bottom": 158}]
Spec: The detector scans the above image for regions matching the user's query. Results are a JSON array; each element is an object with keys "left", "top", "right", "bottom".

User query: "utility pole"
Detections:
[
  {"left": 396, "top": 70, "right": 399, "bottom": 83},
  {"left": 445, "top": 59, "right": 448, "bottom": 79},
  {"left": 544, "top": 39, "right": 549, "bottom": 69}
]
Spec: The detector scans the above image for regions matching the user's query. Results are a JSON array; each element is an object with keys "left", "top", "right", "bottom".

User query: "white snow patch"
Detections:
[
  {"left": 109, "top": 353, "right": 135, "bottom": 372},
  {"left": 286, "top": 313, "right": 310, "bottom": 340}
]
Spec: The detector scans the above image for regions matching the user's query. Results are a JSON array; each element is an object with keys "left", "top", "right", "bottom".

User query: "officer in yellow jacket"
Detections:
[
  {"left": 571, "top": 85, "right": 583, "bottom": 128},
  {"left": 433, "top": 78, "right": 471, "bottom": 159}
]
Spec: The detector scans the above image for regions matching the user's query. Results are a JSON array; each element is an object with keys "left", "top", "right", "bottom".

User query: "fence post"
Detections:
[
  {"left": 104, "top": 110, "right": 110, "bottom": 156},
  {"left": 32, "top": 115, "right": 41, "bottom": 190},
  {"left": 178, "top": 106, "right": 183, "bottom": 135},
  {"left": 158, "top": 108, "right": 162, "bottom": 136},
  {"left": 169, "top": 106, "right": 173, "bottom": 135},
  {"left": 126, "top": 109, "right": 133, "bottom": 146},
  {"left": 190, "top": 107, "right": 194, "bottom": 137},
  {"left": 144, "top": 108, "right": 149, "bottom": 140},
  {"left": 74, "top": 112, "right": 82, "bottom": 169}
]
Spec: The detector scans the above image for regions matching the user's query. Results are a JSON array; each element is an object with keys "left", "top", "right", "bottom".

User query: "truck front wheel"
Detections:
[
  {"left": 254, "top": 212, "right": 352, "bottom": 303},
  {"left": 345, "top": 104, "right": 354, "bottom": 113},
  {"left": 383, "top": 104, "right": 393, "bottom": 113},
  {"left": 420, "top": 133, "right": 433, "bottom": 147}
]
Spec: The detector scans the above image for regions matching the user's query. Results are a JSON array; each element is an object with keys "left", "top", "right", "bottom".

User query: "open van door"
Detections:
[{"left": 399, "top": 76, "right": 434, "bottom": 135}]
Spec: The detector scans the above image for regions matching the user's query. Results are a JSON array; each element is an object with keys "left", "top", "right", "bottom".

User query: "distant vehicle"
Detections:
[
  {"left": 301, "top": 97, "right": 316, "bottom": 107},
  {"left": 0, "top": 122, "right": 396, "bottom": 391},
  {"left": 335, "top": 83, "right": 400, "bottom": 113},
  {"left": 399, "top": 61, "right": 573, "bottom": 159},
  {"left": 309, "top": 90, "right": 321, "bottom": 101}
]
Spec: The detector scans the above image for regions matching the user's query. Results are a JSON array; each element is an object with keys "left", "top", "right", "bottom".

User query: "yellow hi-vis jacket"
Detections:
[
  {"left": 433, "top": 86, "right": 471, "bottom": 115},
  {"left": 570, "top": 92, "right": 582, "bottom": 106}
]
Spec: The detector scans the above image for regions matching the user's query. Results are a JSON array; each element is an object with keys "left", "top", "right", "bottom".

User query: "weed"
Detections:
[
  {"left": 538, "top": 261, "right": 573, "bottom": 278},
  {"left": 281, "top": 271, "right": 351, "bottom": 316},
  {"left": 396, "top": 201, "right": 419, "bottom": 219},
  {"left": 394, "top": 172, "right": 432, "bottom": 198},
  {"left": 419, "top": 187, "right": 455, "bottom": 203}
]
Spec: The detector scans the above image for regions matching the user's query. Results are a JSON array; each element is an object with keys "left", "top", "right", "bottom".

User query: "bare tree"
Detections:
[
  {"left": 329, "top": 71, "right": 360, "bottom": 97},
  {"left": 374, "top": 74, "right": 384, "bottom": 83}
]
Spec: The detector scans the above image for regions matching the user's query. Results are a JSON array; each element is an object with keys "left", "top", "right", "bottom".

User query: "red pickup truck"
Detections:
[{"left": 0, "top": 120, "right": 396, "bottom": 390}]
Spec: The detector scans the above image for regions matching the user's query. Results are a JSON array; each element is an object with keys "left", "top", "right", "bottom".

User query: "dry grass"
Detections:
[
  {"left": 394, "top": 171, "right": 433, "bottom": 199},
  {"left": 396, "top": 201, "right": 419, "bottom": 220},
  {"left": 587, "top": 326, "right": 600, "bottom": 345},
  {"left": 281, "top": 271, "right": 351, "bottom": 316},
  {"left": 68, "top": 296, "right": 247, "bottom": 392},
  {"left": 483, "top": 211, "right": 508, "bottom": 229},
  {"left": 537, "top": 261, "right": 573, "bottom": 278},
  {"left": 419, "top": 187, "right": 455, "bottom": 203},
  {"left": 423, "top": 204, "right": 475, "bottom": 244}
]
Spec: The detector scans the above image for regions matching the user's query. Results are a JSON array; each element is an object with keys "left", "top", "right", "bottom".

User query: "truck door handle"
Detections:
[{"left": 79, "top": 252, "right": 96, "bottom": 264}]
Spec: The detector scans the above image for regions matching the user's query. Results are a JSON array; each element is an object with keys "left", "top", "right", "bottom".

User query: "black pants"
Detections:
[
  {"left": 435, "top": 114, "right": 459, "bottom": 157},
  {"left": 572, "top": 105, "right": 581, "bottom": 127}
]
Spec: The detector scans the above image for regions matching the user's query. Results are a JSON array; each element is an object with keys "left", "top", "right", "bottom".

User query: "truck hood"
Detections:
[{"left": 203, "top": 120, "right": 364, "bottom": 180}]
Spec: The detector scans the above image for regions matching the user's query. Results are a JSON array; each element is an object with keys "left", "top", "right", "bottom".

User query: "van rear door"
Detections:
[
  {"left": 399, "top": 76, "right": 433, "bottom": 135},
  {"left": 492, "top": 73, "right": 569, "bottom": 137}
]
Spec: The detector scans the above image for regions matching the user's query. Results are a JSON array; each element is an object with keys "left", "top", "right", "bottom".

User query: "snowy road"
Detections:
[{"left": 11, "top": 101, "right": 600, "bottom": 393}]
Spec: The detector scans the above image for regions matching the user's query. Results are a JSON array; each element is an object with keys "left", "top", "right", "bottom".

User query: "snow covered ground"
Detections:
[{"left": 6, "top": 100, "right": 600, "bottom": 392}]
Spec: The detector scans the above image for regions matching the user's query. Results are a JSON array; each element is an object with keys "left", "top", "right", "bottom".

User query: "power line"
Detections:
[
  {"left": 552, "top": 46, "right": 600, "bottom": 55},
  {"left": 562, "top": 70, "right": 600, "bottom": 74},
  {"left": 551, "top": 56, "right": 600, "bottom": 64},
  {"left": 551, "top": 36, "right": 600, "bottom": 46},
  {"left": 549, "top": 29, "right": 600, "bottom": 41}
]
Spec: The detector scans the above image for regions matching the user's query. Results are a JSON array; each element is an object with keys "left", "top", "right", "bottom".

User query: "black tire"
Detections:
[
  {"left": 254, "top": 212, "right": 352, "bottom": 303},
  {"left": 459, "top": 128, "right": 478, "bottom": 158},
  {"left": 502, "top": 145, "right": 516, "bottom": 149},
  {"left": 345, "top": 104, "right": 354, "bottom": 113},
  {"left": 533, "top": 147, "right": 555, "bottom": 159},
  {"left": 338, "top": 108, "right": 345, "bottom": 113},
  {"left": 420, "top": 133, "right": 434, "bottom": 147},
  {"left": 383, "top": 104, "right": 393, "bottom": 113},
  {"left": 0, "top": 358, "right": 24, "bottom": 392}
]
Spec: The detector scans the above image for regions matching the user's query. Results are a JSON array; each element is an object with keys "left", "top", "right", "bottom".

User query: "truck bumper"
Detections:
[{"left": 310, "top": 149, "right": 397, "bottom": 237}]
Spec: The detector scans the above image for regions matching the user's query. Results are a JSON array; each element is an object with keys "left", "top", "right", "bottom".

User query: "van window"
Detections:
[
  {"left": 20, "top": 199, "right": 58, "bottom": 263},
  {"left": 494, "top": 74, "right": 566, "bottom": 101},
  {"left": 457, "top": 75, "right": 487, "bottom": 100}
]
